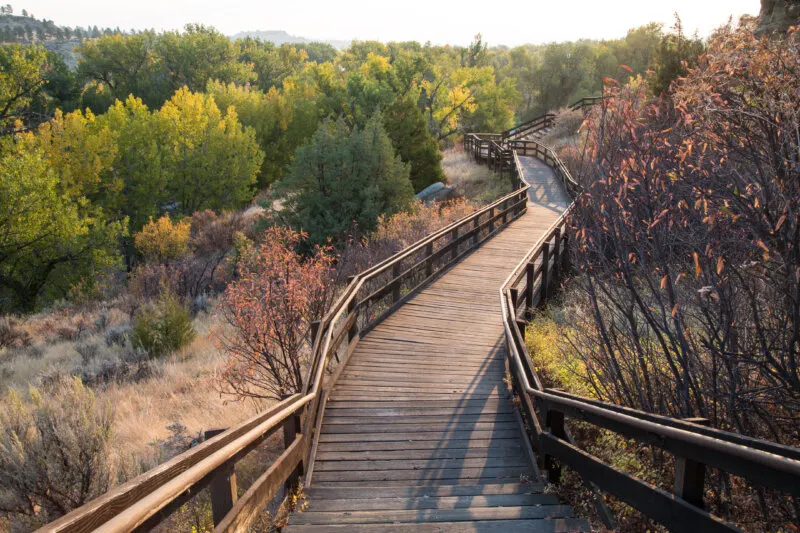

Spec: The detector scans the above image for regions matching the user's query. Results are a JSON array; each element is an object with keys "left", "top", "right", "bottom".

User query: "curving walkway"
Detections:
[{"left": 285, "top": 157, "right": 583, "bottom": 532}]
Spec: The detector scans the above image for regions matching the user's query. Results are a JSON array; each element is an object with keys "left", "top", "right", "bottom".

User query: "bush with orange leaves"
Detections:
[
  {"left": 218, "top": 227, "right": 334, "bottom": 400},
  {"left": 555, "top": 23, "right": 800, "bottom": 531}
]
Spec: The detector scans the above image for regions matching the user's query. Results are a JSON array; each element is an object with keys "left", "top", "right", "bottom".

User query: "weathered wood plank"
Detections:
[{"left": 289, "top": 504, "right": 574, "bottom": 524}]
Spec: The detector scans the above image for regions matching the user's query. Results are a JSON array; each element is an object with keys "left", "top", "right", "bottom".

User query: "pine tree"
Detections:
[
  {"left": 277, "top": 113, "right": 414, "bottom": 245},
  {"left": 383, "top": 95, "right": 445, "bottom": 192}
]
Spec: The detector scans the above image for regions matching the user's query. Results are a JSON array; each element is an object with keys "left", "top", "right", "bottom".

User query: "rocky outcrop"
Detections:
[{"left": 758, "top": 0, "right": 800, "bottom": 34}]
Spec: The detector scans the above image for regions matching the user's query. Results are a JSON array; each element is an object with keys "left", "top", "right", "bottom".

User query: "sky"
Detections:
[{"left": 19, "top": 0, "right": 759, "bottom": 46}]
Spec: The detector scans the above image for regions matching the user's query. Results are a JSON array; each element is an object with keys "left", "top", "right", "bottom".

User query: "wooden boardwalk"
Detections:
[{"left": 285, "top": 157, "right": 583, "bottom": 532}]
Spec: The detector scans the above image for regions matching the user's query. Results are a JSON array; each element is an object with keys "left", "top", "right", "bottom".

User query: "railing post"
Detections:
[
  {"left": 525, "top": 262, "right": 535, "bottom": 312},
  {"left": 346, "top": 276, "right": 358, "bottom": 343},
  {"left": 544, "top": 408, "right": 566, "bottom": 484},
  {"left": 425, "top": 242, "right": 434, "bottom": 277},
  {"left": 472, "top": 216, "right": 479, "bottom": 246},
  {"left": 205, "top": 429, "right": 238, "bottom": 526},
  {"left": 392, "top": 262, "right": 402, "bottom": 303},
  {"left": 539, "top": 242, "right": 550, "bottom": 308},
  {"left": 283, "top": 411, "right": 303, "bottom": 495},
  {"left": 502, "top": 199, "right": 508, "bottom": 225},
  {"left": 509, "top": 288, "right": 519, "bottom": 316},
  {"left": 562, "top": 235, "right": 571, "bottom": 276},
  {"left": 488, "top": 207, "right": 495, "bottom": 233},
  {"left": 552, "top": 228, "right": 561, "bottom": 282},
  {"left": 674, "top": 418, "right": 709, "bottom": 509},
  {"left": 450, "top": 227, "right": 458, "bottom": 261}
]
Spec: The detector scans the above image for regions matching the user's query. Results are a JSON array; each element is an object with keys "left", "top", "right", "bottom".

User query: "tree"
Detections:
[
  {"left": 383, "top": 93, "right": 445, "bottom": 192},
  {"left": 276, "top": 114, "right": 414, "bottom": 245},
  {"left": 157, "top": 88, "right": 263, "bottom": 216},
  {"left": 156, "top": 24, "right": 254, "bottom": 94},
  {"left": 649, "top": 15, "right": 705, "bottom": 95},
  {"left": 76, "top": 32, "right": 165, "bottom": 111},
  {"left": 98, "top": 95, "right": 167, "bottom": 232},
  {"left": 0, "top": 44, "right": 50, "bottom": 134},
  {"left": 207, "top": 74, "right": 322, "bottom": 188},
  {"left": 0, "top": 144, "right": 124, "bottom": 312},
  {"left": 219, "top": 227, "right": 333, "bottom": 400}
]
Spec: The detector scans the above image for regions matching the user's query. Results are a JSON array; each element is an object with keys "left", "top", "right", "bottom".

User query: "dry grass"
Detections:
[
  {"left": 441, "top": 145, "right": 514, "bottom": 205},
  {"left": 0, "top": 301, "right": 263, "bottom": 467}
]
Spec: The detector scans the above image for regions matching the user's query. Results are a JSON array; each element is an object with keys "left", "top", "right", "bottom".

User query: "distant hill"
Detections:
[
  {"left": 0, "top": 11, "right": 129, "bottom": 69},
  {"left": 230, "top": 29, "right": 350, "bottom": 49}
]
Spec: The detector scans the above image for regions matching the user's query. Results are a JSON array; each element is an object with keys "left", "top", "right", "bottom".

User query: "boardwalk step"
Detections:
[
  {"left": 305, "top": 493, "right": 560, "bottom": 512},
  {"left": 288, "top": 505, "right": 576, "bottom": 525},
  {"left": 306, "top": 484, "right": 543, "bottom": 500},
  {"left": 314, "top": 455, "right": 530, "bottom": 472},
  {"left": 284, "top": 518, "right": 590, "bottom": 532},
  {"left": 312, "top": 466, "right": 535, "bottom": 483}
]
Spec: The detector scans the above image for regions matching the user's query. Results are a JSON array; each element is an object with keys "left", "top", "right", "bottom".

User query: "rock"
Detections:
[{"left": 757, "top": 0, "right": 800, "bottom": 35}]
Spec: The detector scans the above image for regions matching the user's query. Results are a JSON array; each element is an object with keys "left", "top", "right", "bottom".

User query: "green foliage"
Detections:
[
  {"left": 76, "top": 31, "right": 165, "bottom": 111},
  {"left": 0, "top": 377, "right": 115, "bottom": 529},
  {"left": 157, "top": 24, "right": 255, "bottom": 94},
  {"left": 649, "top": 16, "right": 705, "bottom": 95},
  {"left": 207, "top": 77, "right": 321, "bottom": 188},
  {"left": 277, "top": 114, "right": 414, "bottom": 245},
  {"left": 132, "top": 290, "right": 196, "bottom": 358},
  {"left": 158, "top": 88, "right": 263, "bottom": 215},
  {"left": 0, "top": 44, "right": 53, "bottom": 133},
  {"left": 0, "top": 142, "right": 124, "bottom": 312},
  {"left": 77, "top": 26, "right": 255, "bottom": 112},
  {"left": 383, "top": 94, "right": 445, "bottom": 192}
]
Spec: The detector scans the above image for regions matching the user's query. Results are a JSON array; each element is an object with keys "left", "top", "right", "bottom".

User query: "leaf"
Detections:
[
  {"left": 620, "top": 64, "right": 633, "bottom": 73},
  {"left": 716, "top": 256, "right": 724, "bottom": 275},
  {"left": 671, "top": 303, "right": 679, "bottom": 317},
  {"left": 660, "top": 275, "right": 669, "bottom": 290},
  {"left": 693, "top": 252, "right": 701, "bottom": 278}
]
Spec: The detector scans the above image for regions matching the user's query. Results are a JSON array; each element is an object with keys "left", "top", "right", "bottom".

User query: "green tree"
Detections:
[
  {"left": 277, "top": 114, "right": 414, "bottom": 244},
  {"left": 383, "top": 94, "right": 444, "bottom": 192},
  {"left": 0, "top": 44, "right": 49, "bottom": 134},
  {"left": 237, "top": 38, "right": 308, "bottom": 91},
  {"left": 158, "top": 87, "right": 263, "bottom": 215},
  {"left": 157, "top": 24, "right": 254, "bottom": 94},
  {"left": 650, "top": 16, "right": 705, "bottom": 95},
  {"left": 0, "top": 144, "right": 124, "bottom": 312},
  {"left": 76, "top": 32, "right": 165, "bottom": 111}
]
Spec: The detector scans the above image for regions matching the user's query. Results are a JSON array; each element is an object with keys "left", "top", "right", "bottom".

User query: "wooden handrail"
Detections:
[
  {"left": 568, "top": 95, "right": 604, "bottom": 113},
  {"left": 38, "top": 394, "right": 310, "bottom": 533},
  {"left": 498, "top": 138, "right": 800, "bottom": 532},
  {"left": 500, "top": 112, "right": 556, "bottom": 141}
]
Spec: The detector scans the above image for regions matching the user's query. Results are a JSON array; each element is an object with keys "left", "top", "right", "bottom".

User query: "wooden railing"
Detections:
[
  {"left": 499, "top": 141, "right": 800, "bottom": 532},
  {"left": 568, "top": 95, "right": 604, "bottom": 114},
  {"left": 501, "top": 112, "right": 556, "bottom": 141},
  {"left": 38, "top": 162, "right": 532, "bottom": 533}
]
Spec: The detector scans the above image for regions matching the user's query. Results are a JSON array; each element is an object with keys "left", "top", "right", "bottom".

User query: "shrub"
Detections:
[
  {"left": 134, "top": 214, "right": 192, "bottom": 263},
  {"left": 132, "top": 291, "right": 196, "bottom": 358},
  {"left": 219, "top": 227, "right": 333, "bottom": 400},
  {"left": 0, "top": 317, "right": 30, "bottom": 350},
  {"left": 0, "top": 377, "right": 115, "bottom": 529},
  {"left": 105, "top": 324, "right": 131, "bottom": 347}
]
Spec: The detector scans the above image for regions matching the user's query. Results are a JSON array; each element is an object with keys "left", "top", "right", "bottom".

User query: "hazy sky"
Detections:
[{"left": 20, "top": 0, "right": 758, "bottom": 46}]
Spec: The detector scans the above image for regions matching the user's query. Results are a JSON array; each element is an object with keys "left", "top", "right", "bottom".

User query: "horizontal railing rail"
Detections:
[
  {"left": 501, "top": 112, "right": 556, "bottom": 141},
  {"left": 498, "top": 139, "right": 800, "bottom": 533},
  {"left": 568, "top": 95, "right": 604, "bottom": 113}
]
